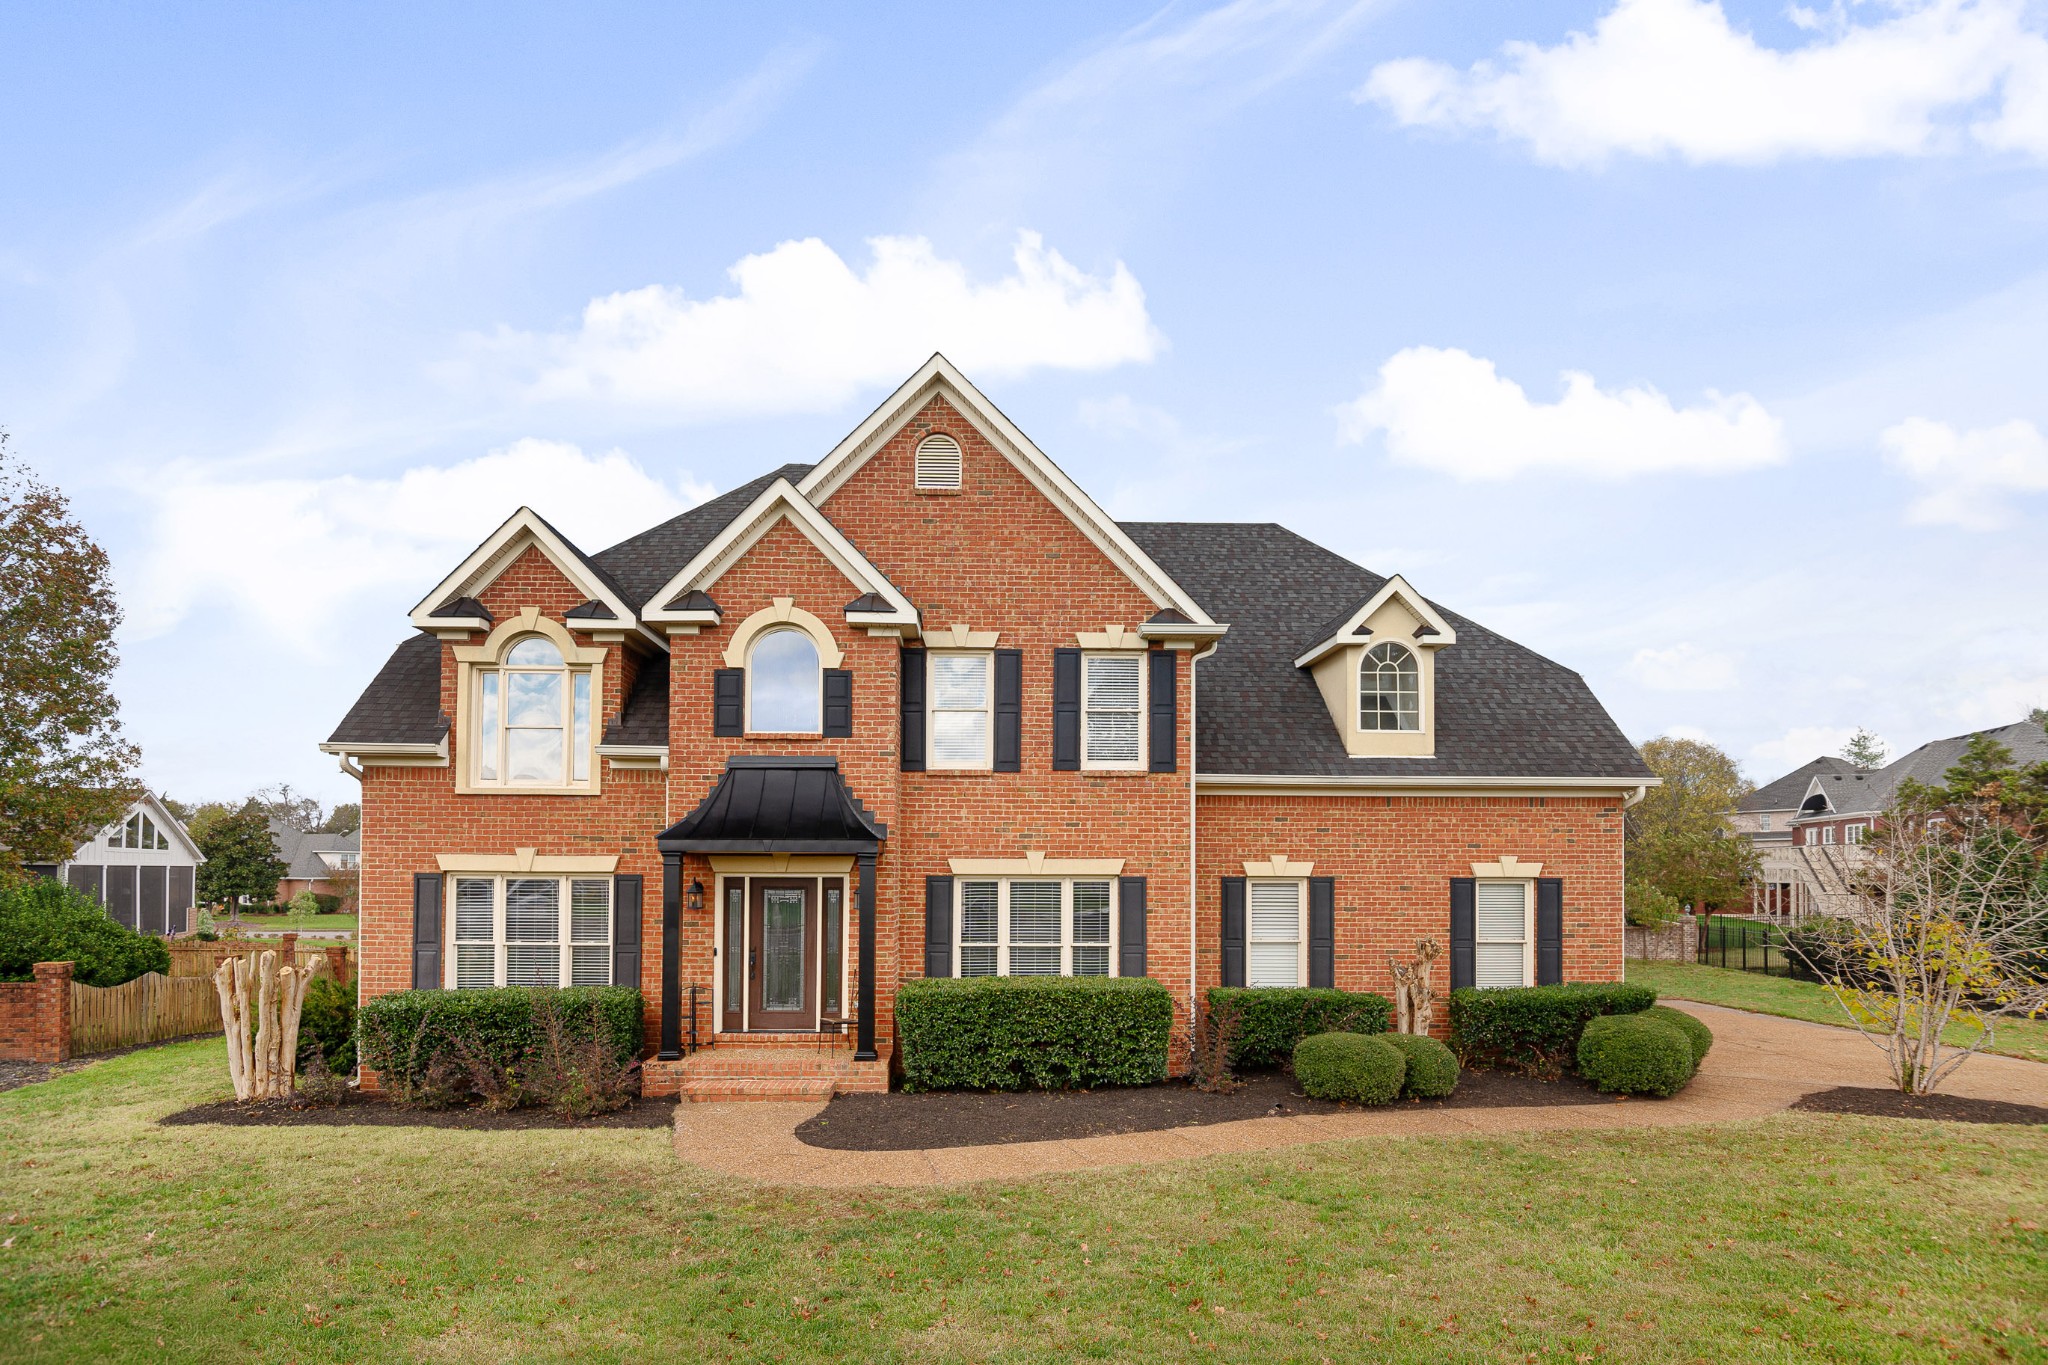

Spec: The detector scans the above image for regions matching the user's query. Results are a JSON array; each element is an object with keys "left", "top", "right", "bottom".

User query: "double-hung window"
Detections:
[
  {"left": 928, "top": 653, "right": 992, "bottom": 768},
  {"left": 1844, "top": 822, "right": 1867, "bottom": 845},
  {"left": 1474, "top": 881, "right": 1531, "bottom": 989},
  {"left": 1247, "top": 880, "right": 1305, "bottom": 987},
  {"left": 450, "top": 876, "right": 612, "bottom": 988},
  {"left": 957, "top": 879, "right": 1114, "bottom": 976},
  {"left": 1082, "top": 653, "right": 1144, "bottom": 768},
  {"left": 475, "top": 637, "right": 592, "bottom": 787}
]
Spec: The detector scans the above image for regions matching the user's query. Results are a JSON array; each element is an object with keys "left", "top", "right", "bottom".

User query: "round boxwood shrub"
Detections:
[
  {"left": 1383, "top": 1032, "right": 1460, "bottom": 1098},
  {"left": 1642, "top": 1005, "right": 1712, "bottom": 1068},
  {"left": 1576, "top": 1013, "right": 1695, "bottom": 1098},
  {"left": 1292, "top": 1031, "right": 1405, "bottom": 1105},
  {"left": 0, "top": 878, "right": 170, "bottom": 987}
]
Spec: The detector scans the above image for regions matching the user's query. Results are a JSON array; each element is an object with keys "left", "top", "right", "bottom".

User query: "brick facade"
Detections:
[{"left": 0, "top": 962, "right": 75, "bottom": 1064}]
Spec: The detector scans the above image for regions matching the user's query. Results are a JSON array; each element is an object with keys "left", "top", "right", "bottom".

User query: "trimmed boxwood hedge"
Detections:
[
  {"left": 1292, "top": 1031, "right": 1405, "bottom": 1104},
  {"left": 1205, "top": 986, "right": 1393, "bottom": 1068},
  {"left": 1383, "top": 1031, "right": 1460, "bottom": 1098},
  {"left": 1577, "top": 1013, "right": 1696, "bottom": 1097},
  {"left": 1642, "top": 1004, "right": 1713, "bottom": 1067},
  {"left": 898, "top": 976, "right": 1172, "bottom": 1091},
  {"left": 1448, "top": 982, "right": 1655, "bottom": 1072},
  {"left": 356, "top": 986, "right": 642, "bottom": 1099}
]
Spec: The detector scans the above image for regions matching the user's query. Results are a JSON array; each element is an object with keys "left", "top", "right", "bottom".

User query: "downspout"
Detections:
[
  {"left": 1187, "top": 640, "right": 1221, "bottom": 1057},
  {"left": 1623, "top": 784, "right": 1647, "bottom": 809}
]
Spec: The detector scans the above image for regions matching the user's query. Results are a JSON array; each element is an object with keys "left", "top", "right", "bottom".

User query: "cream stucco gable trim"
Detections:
[
  {"left": 796, "top": 354, "right": 1219, "bottom": 629},
  {"left": 1075, "top": 624, "right": 1147, "bottom": 650},
  {"left": 437, "top": 849, "right": 620, "bottom": 874},
  {"left": 408, "top": 507, "right": 654, "bottom": 644},
  {"left": 1470, "top": 855, "right": 1543, "bottom": 879},
  {"left": 451, "top": 608, "right": 607, "bottom": 666},
  {"left": 722, "top": 598, "right": 846, "bottom": 669},
  {"left": 922, "top": 623, "right": 1000, "bottom": 648},
  {"left": 1243, "top": 854, "right": 1314, "bottom": 878},
  {"left": 949, "top": 852, "right": 1127, "bottom": 877},
  {"left": 1293, "top": 574, "right": 1456, "bottom": 669}
]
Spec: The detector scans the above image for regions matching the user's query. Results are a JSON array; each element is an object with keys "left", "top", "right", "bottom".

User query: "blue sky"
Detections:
[{"left": 5, "top": 0, "right": 2046, "bottom": 808}]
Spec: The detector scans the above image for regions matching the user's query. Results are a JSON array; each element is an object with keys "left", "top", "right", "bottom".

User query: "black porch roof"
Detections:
[{"left": 657, "top": 757, "right": 886, "bottom": 854}]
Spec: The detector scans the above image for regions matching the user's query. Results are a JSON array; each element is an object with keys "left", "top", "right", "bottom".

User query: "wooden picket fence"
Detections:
[{"left": 70, "top": 972, "right": 224, "bottom": 1055}]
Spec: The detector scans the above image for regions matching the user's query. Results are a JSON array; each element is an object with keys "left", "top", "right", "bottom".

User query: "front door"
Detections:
[{"left": 748, "top": 879, "right": 813, "bottom": 1030}]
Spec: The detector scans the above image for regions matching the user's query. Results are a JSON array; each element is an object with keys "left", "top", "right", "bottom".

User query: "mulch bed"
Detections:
[
  {"left": 1791, "top": 1087, "right": 2048, "bottom": 1127},
  {"left": 796, "top": 1069, "right": 1617, "bottom": 1151},
  {"left": 160, "top": 1094, "right": 675, "bottom": 1131}
]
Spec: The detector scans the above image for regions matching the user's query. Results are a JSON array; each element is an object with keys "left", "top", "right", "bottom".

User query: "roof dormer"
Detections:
[{"left": 1292, "top": 574, "right": 1455, "bottom": 759}]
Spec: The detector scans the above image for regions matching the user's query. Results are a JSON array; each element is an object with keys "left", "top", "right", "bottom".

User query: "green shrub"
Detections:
[
  {"left": 898, "top": 976, "right": 1172, "bottom": 1091},
  {"left": 311, "top": 893, "right": 342, "bottom": 915},
  {"left": 1642, "top": 1004, "right": 1712, "bottom": 1067},
  {"left": 1292, "top": 1032, "right": 1404, "bottom": 1104},
  {"left": 288, "top": 890, "right": 319, "bottom": 916},
  {"left": 1784, "top": 915, "right": 1863, "bottom": 985},
  {"left": 297, "top": 975, "right": 357, "bottom": 1074},
  {"left": 1383, "top": 1032, "right": 1460, "bottom": 1098},
  {"left": 1577, "top": 1013, "right": 1696, "bottom": 1097},
  {"left": 1205, "top": 986, "right": 1392, "bottom": 1068},
  {"left": 0, "top": 879, "right": 170, "bottom": 987},
  {"left": 1449, "top": 982, "right": 1655, "bottom": 1072},
  {"left": 356, "top": 986, "right": 642, "bottom": 1107},
  {"left": 1625, "top": 879, "right": 1683, "bottom": 928}
]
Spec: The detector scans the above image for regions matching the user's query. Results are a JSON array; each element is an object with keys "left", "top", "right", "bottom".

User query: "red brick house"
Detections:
[{"left": 324, "top": 356, "right": 1652, "bottom": 1099}]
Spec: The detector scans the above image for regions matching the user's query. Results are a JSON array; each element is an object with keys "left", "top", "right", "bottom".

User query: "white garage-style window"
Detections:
[
  {"left": 748, "top": 628, "right": 821, "bottom": 733},
  {"left": 475, "top": 636, "right": 593, "bottom": 787},
  {"left": 1082, "top": 653, "right": 1144, "bottom": 768},
  {"left": 450, "top": 876, "right": 613, "bottom": 989},
  {"left": 1474, "top": 881, "right": 1533, "bottom": 989},
  {"left": 929, "top": 652, "right": 993, "bottom": 768},
  {"left": 1248, "top": 879, "right": 1307, "bottom": 987},
  {"left": 957, "top": 879, "right": 1114, "bottom": 977},
  {"left": 1359, "top": 642, "right": 1420, "bottom": 732}
]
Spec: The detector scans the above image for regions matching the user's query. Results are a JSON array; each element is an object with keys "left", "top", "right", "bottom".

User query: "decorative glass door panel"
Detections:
[{"left": 747, "top": 879, "right": 813, "bottom": 1029}]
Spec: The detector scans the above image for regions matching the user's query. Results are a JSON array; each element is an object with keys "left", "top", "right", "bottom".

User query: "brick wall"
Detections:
[{"left": 0, "top": 962, "right": 74, "bottom": 1063}]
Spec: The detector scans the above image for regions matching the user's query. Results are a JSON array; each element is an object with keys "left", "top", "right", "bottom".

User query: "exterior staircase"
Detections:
[{"left": 644, "top": 1033, "right": 889, "bottom": 1102}]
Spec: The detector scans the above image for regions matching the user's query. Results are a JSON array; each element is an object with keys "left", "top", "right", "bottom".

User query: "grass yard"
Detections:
[
  {"left": 2, "top": 1042, "right": 2044, "bottom": 1363},
  {"left": 217, "top": 911, "right": 357, "bottom": 937},
  {"left": 1627, "top": 960, "right": 2048, "bottom": 1066}
]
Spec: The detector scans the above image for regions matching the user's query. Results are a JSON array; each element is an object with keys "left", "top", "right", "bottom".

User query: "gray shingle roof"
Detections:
[
  {"left": 1739, "top": 756, "right": 1860, "bottom": 811},
  {"left": 603, "top": 654, "right": 669, "bottom": 747},
  {"left": 267, "top": 818, "right": 360, "bottom": 880},
  {"left": 1803, "top": 718, "right": 2048, "bottom": 816},
  {"left": 326, "top": 635, "right": 446, "bottom": 746},
  {"left": 593, "top": 463, "right": 813, "bottom": 612},
  {"left": 1120, "top": 522, "right": 1651, "bottom": 780}
]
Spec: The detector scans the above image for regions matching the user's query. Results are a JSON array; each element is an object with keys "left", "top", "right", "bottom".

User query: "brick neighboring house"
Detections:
[
  {"left": 268, "top": 818, "right": 361, "bottom": 906},
  {"left": 322, "top": 356, "right": 1654, "bottom": 1099}
]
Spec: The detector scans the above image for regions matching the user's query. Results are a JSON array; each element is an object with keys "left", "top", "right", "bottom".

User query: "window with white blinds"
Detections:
[
  {"left": 914, "top": 433, "right": 963, "bottom": 489},
  {"left": 957, "top": 878, "right": 1114, "bottom": 976},
  {"left": 1247, "top": 880, "right": 1305, "bottom": 987},
  {"left": 928, "top": 653, "right": 992, "bottom": 767},
  {"left": 449, "top": 875, "right": 613, "bottom": 989},
  {"left": 1082, "top": 654, "right": 1144, "bottom": 767},
  {"left": 1474, "top": 881, "right": 1530, "bottom": 989}
]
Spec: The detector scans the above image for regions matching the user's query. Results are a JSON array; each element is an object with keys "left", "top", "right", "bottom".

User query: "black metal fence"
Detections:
[{"left": 1694, "top": 913, "right": 1794, "bottom": 975}]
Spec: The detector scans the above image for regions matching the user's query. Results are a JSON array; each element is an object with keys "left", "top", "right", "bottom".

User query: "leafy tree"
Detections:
[
  {"left": 1625, "top": 736, "right": 1759, "bottom": 911},
  {"left": 0, "top": 435, "right": 139, "bottom": 883},
  {"left": 1840, "top": 727, "right": 1888, "bottom": 770},
  {"left": 2030, "top": 706, "right": 2047, "bottom": 728},
  {"left": 1897, "top": 732, "right": 2048, "bottom": 833},
  {"left": 195, "top": 803, "right": 288, "bottom": 912},
  {"left": 254, "top": 782, "right": 324, "bottom": 833},
  {"left": 0, "top": 878, "right": 169, "bottom": 986},
  {"left": 1624, "top": 878, "right": 1683, "bottom": 928},
  {"left": 177, "top": 801, "right": 234, "bottom": 845},
  {"left": 321, "top": 803, "right": 361, "bottom": 836}
]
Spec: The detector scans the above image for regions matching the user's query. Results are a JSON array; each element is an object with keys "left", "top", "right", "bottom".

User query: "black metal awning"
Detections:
[{"left": 656, "top": 756, "right": 886, "bottom": 854}]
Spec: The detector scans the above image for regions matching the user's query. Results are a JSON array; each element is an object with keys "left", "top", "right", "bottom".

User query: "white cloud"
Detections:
[
  {"left": 1749, "top": 725, "right": 1860, "bottom": 776},
  {"left": 131, "top": 440, "right": 712, "bottom": 649},
  {"left": 500, "top": 231, "right": 1160, "bottom": 418},
  {"left": 1337, "top": 345, "right": 1785, "bottom": 479},
  {"left": 1881, "top": 415, "right": 2048, "bottom": 528},
  {"left": 1357, "top": 0, "right": 2048, "bottom": 166},
  {"left": 1628, "top": 642, "right": 1740, "bottom": 691}
]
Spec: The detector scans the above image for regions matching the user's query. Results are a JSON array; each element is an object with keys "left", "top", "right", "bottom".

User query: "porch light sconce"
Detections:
[{"left": 687, "top": 880, "right": 704, "bottom": 911}]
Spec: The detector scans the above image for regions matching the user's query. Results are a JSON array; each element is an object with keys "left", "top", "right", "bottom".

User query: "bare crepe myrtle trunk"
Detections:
[
  {"left": 212, "top": 950, "right": 323, "bottom": 1101},
  {"left": 1389, "top": 937, "right": 1444, "bottom": 1035}
]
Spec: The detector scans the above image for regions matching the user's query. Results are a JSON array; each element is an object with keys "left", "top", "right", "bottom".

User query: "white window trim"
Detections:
[
  {"left": 745, "top": 626, "right": 824, "bottom": 736},
  {"left": 445, "top": 874, "right": 612, "bottom": 990},
  {"left": 1758, "top": 812, "right": 1772, "bottom": 832},
  {"left": 1821, "top": 826, "right": 1835, "bottom": 845},
  {"left": 1246, "top": 877, "right": 1309, "bottom": 988},
  {"left": 1357, "top": 641, "right": 1421, "bottom": 733},
  {"left": 1844, "top": 822, "right": 1867, "bottom": 845},
  {"left": 927, "top": 650, "right": 994, "bottom": 770},
  {"left": 1474, "top": 878, "right": 1535, "bottom": 990},
  {"left": 955, "top": 877, "right": 1119, "bottom": 978},
  {"left": 1080, "top": 651, "right": 1147, "bottom": 771},
  {"left": 710, "top": 873, "right": 851, "bottom": 1033}
]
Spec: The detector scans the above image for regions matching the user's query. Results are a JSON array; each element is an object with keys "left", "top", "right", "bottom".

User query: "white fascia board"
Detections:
[
  {"left": 1196, "top": 772, "right": 1659, "bottom": 796},
  {"left": 318, "top": 737, "right": 450, "bottom": 764},
  {"left": 795, "top": 354, "right": 1217, "bottom": 627},
  {"left": 1292, "top": 574, "right": 1457, "bottom": 669},
  {"left": 1138, "top": 620, "right": 1229, "bottom": 642},
  {"left": 1800, "top": 776, "right": 1836, "bottom": 813},
  {"left": 641, "top": 479, "right": 917, "bottom": 624},
  {"left": 407, "top": 508, "right": 651, "bottom": 643},
  {"left": 125, "top": 791, "right": 206, "bottom": 864}
]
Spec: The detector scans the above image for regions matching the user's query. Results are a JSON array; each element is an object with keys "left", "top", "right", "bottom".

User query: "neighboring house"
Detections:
[
  {"left": 268, "top": 818, "right": 361, "bottom": 906},
  {"left": 322, "top": 356, "right": 1653, "bottom": 1099},
  {"left": 34, "top": 793, "right": 205, "bottom": 936},
  {"left": 1742, "top": 718, "right": 2048, "bottom": 918}
]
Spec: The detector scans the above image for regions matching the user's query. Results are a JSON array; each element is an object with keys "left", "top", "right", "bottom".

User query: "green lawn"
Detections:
[
  {"left": 1628, "top": 960, "right": 2048, "bottom": 1066},
  {"left": 217, "top": 911, "right": 357, "bottom": 936},
  {"left": 3, "top": 1041, "right": 2044, "bottom": 1362}
]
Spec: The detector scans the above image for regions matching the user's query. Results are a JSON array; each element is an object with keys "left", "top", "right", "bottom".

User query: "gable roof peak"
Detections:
[
  {"left": 408, "top": 506, "right": 653, "bottom": 644},
  {"left": 1293, "top": 572, "right": 1457, "bottom": 668}
]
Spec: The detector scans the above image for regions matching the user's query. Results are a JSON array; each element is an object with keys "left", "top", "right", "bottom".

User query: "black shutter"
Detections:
[
  {"left": 1148, "top": 649, "right": 1177, "bottom": 773},
  {"left": 900, "top": 647, "right": 926, "bottom": 771},
  {"left": 1449, "top": 878, "right": 1476, "bottom": 990},
  {"left": 613, "top": 874, "right": 643, "bottom": 988},
  {"left": 1052, "top": 648, "right": 1081, "bottom": 770},
  {"left": 1118, "top": 876, "right": 1148, "bottom": 978},
  {"left": 1220, "top": 877, "right": 1246, "bottom": 987},
  {"left": 993, "top": 649, "right": 1022, "bottom": 772},
  {"left": 1308, "top": 877, "right": 1335, "bottom": 988},
  {"left": 412, "top": 873, "right": 444, "bottom": 990},
  {"left": 1536, "top": 878, "right": 1564, "bottom": 986},
  {"left": 823, "top": 669, "right": 853, "bottom": 737},
  {"left": 712, "top": 668, "right": 744, "bottom": 736},
  {"left": 924, "top": 876, "right": 954, "bottom": 977}
]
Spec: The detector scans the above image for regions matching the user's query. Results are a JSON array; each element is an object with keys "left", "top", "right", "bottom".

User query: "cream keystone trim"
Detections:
[
  {"left": 1076, "top": 624, "right": 1147, "bottom": 650},
  {"left": 795, "top": 354, "right": 1217, "bottom": 627},
  {"left": 596, "top": 743, "right": 667, "bottom": 769},
  {"left": 948, "top": 851, "right": 1127, "bottom": 877},
  {"left": 1292, "top": 573, "right": 1458, "bottom": 669},
  {"left": 1243, "top": 854, "right": 1314, "bottom": 878},
  {"left": 452, "top": 607, "right": 607, "bottom": 666},
  {"left": 709, "top": 854, "right": 855, "bottom": 875},
  {"left": 722, "top": 598, "right": 845, "bottom": 669},
  {"left": 1471, "top": 855, "right": 1542, "bottom": 879},
  {"left": 437, "top": 849, "right": 620, "bottom": 874},
  {"left": 923, "top": 623, "right": 1000, "bottom": 648},
  {"left": 408, "top": 507, "right": 657, "bottom": 646}
]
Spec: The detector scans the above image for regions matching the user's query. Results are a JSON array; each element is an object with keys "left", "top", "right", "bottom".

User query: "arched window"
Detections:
[
  {"left": 749, "top": 628, "right": 821, "bottom": 733},
  {"left": 1359, "top": 643, "right": 1420, "bottom": 732},
  {"left": 476, "top": 634, "right": 591, "bottom": 786}
]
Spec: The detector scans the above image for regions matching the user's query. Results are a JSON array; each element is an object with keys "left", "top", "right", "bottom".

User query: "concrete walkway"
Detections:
[{"left": 671, "top": 1003, "right": 2048, "bottom": 1189}]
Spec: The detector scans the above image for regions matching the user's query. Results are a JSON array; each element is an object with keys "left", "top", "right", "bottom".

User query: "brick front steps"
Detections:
[{"left": 645, "top": 1037, "right": 889, "bottom": 1102}]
